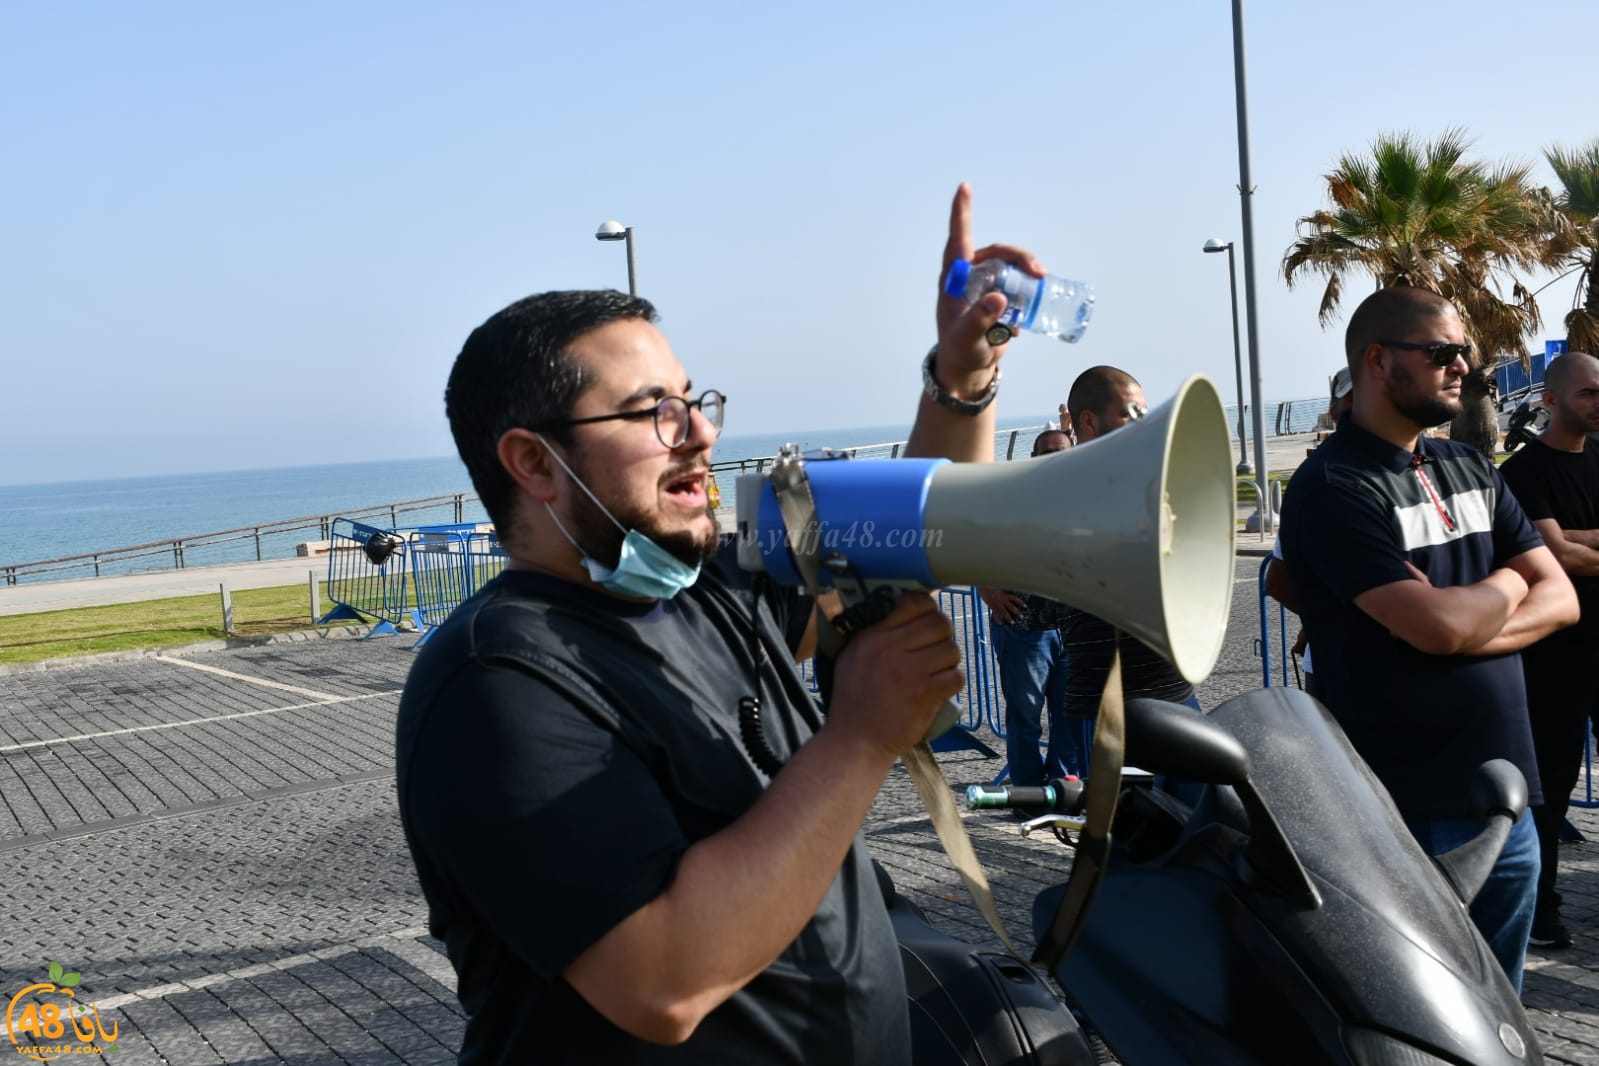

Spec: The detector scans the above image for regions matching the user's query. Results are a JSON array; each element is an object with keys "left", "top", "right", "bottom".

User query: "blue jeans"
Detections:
[
  {"left": 991, "top": 624, "right": 1079, "bottom": 785},
  {"left": 1404, "top": 810, "right": 1539, "bottom": 994}
]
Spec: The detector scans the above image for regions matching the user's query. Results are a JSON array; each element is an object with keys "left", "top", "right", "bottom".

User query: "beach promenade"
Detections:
[{"left": 6, "top": 432, "right": 1599, "bottom": 1064}]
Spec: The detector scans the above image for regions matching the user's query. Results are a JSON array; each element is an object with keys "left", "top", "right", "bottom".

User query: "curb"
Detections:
[{"left": 0, "top": 623, "right": 380, "bottom": 676}]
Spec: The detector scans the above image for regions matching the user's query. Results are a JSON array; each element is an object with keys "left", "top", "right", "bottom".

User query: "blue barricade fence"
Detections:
[
  {"left": 1256, "top": 555, "right": 1293, "bottom": 688},
  {"left": 1576, "top": 729, "right": 1599, "bottom": 811},
  {"left": 799, "top": 587, "right": 1000, "bottom": 735},
  {"left": 320, "top": 518, "right": 423, "bottom": 637},
  {"left": 408, "top": 524, "right": 477, "bottom": 646},
  {"left": 938, "top": 586, "right": 995, "bottom": 736},
  {"left": 409, "top": 526, "right": 508, "bottom": 647}
]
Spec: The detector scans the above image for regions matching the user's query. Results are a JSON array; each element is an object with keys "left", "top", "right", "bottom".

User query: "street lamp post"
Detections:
[
  {"left": 1203, "top": 238, "right": 1253, "bottom": 476},
  {"left": 1228, "top": 0, "right": 1274, "bottom": 534},
  {"left": 595, "top": 220, "right": 638, "bottom": 297}
]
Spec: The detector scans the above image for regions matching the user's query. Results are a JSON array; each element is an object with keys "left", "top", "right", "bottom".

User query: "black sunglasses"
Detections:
[
  {"left": 537, "top": 390, "right": 726, "bottom": 449},
  {"left": 1378, "top": 340, "right": 1473, "bottom": 367}
]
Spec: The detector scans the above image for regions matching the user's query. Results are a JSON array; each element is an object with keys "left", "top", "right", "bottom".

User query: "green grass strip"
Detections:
[{"left": 0, "top": 583, "right": 360, "bottom": 665}]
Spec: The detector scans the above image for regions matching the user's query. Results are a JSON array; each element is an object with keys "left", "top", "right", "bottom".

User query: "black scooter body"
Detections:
[
  {"left": 1041, "top": 687, "right": 1541, "bottom": 1064},
  {"left": 883, "top": 872, "right": 1094, "bottom": 1066}
]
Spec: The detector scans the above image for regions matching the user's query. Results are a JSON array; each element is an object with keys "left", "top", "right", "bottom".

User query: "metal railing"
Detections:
[
  {"left": 10, "top": 396, "right": 1333, "bottom": 588},
  {"left": 2, "top": 492, "right": 477, "bottom": 586}
]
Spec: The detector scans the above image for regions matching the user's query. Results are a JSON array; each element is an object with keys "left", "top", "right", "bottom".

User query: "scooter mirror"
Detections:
[
  {"left": 1468, "top": 758, "right": 1527, "bottom": 823},
  {"left": 1125, "top": 699, "right": 1249, "bottom": 785}
]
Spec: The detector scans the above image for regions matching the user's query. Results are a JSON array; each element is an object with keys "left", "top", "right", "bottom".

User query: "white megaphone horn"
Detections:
[{"left": 736, "top": 374, "right": 1236, "bottom": 682}]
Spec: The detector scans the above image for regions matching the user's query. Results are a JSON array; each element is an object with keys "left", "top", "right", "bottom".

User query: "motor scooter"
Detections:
[{"left": 888, "top": 686, "right": 1542, "bottom": 1065}]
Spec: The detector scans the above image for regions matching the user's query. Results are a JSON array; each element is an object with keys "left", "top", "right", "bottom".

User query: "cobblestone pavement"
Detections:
[{"left": 3, "top": 558, "right": 1598, "bottom": 1062}]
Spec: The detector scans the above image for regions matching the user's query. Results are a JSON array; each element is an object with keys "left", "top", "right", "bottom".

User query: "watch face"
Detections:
[{"left": 986, "top": 324, "right": 1015, "bottom": 347}]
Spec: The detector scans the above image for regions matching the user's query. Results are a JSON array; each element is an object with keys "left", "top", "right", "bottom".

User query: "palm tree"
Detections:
[
  {"left": 1543, "top": 140, "right": 1599, "bottom": 355},
  {"left": 1282, "top": 129, "right": 1564, "bottom": 457}
]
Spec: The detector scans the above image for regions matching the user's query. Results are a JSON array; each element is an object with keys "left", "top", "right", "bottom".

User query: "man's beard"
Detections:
[
  {"left": 1389, "top": 359, "right": 1461, "bottom": 428},
  {"left": 564, "top": 452, "right": 720, "bottom": 570},
  {"left": 1553, "top": 397, "right": 1599, "bottom": 437}
]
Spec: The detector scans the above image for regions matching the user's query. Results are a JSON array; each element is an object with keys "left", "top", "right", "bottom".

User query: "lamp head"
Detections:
[
  {"left": 595, "top": 220, "right": 628, "bottom": 242},
  {"left": 1202, "top": 238, "right": 1231, "bottom": 254}
]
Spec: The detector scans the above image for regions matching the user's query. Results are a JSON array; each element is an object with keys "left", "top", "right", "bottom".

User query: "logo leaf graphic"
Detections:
[
  {"left": 47, "top": 961, "right": 63, "bottom": 983},
  {"left": 61, "top": 971, "right": 81, "bottom": 987},
  {"left": 104, "top": 1045, "right": 119, "bottom": 1052}
]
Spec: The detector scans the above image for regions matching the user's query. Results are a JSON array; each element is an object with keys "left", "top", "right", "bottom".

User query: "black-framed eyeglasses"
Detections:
[
  {"left": 538, "top": 390, "right": 726, "bottom": 449},
  {"left": 1378, "top": 340, "right": 1473, "bottom": 367}
]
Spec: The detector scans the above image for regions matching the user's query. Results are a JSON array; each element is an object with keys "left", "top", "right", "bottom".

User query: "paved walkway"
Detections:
[{"left": 3, "top": 555, "right": 1598, "bottom": 1062}]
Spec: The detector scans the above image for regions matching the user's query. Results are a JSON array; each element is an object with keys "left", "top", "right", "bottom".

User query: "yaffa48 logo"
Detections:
[{"left": 5, "top": 962, "right": 119, "bottom": 1061}]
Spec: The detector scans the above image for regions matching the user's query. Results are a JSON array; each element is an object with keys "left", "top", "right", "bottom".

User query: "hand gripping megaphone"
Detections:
[{"left": 736, "top": 374, "right": 1236, "bottom": 683}]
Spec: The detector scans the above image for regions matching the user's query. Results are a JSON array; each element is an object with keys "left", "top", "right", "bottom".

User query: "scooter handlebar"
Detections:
[{"left": 965, "top": 778, "right": 1085, "bottom": 814}]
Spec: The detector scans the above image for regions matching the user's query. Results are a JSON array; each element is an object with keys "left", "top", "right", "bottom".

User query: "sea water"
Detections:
[{"left": 0, "top": 418, "right": 1050, "bottom": 577}]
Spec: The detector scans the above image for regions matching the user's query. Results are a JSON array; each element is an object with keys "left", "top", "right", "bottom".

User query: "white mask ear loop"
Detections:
[
  {"left": 542, "top": 502, "right": 590, "bottom": 559},
  {"left": 536, "top": 432, "right": 626, "bottom": 534}
]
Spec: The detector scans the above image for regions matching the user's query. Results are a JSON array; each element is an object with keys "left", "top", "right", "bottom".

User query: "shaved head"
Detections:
[
  {"left": 1344, "top": 286, "right": 1458, "bottom": 370},
  {"left": 1545, "top": 350, "right": 1599, "bottom": 395}
]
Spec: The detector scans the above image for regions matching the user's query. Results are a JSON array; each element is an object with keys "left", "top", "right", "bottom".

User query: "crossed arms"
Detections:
[{"left": 1355, "top": 545, "right": 1576, "bottom": 657}]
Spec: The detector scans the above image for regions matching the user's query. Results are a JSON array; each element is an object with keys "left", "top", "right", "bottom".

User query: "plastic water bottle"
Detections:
[{"left": 943, "top": 259, "right": 1095, "bottom": 343}]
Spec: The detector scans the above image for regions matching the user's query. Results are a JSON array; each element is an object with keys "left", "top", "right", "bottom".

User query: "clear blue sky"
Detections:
[{"left": 2, "top": 1, "right": 1592, "bottom": 485}]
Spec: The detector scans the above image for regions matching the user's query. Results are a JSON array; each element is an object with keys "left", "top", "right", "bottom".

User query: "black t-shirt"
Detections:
[
  {"left": 1280, "top": 419, "right": 1544, "bottom": 818},
  {"left": 395, "top": 539, "right": 909, "bottom": 1065},
  {"left": 1059, "top": 607, "right": 1193, "bottom": 717},
  {"left": 1500, "top": 436, "right": 1599, "bottom": 646}
]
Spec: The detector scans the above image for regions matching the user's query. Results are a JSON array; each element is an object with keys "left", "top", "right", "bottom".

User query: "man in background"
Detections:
[
  {"left": 1280, "top": 285, "right": 1577, "bottom": 991},
  {"left": 1056, "top": 366, "right": 1198, "bottom": 772},
  {"left": 1265, "top": 364, "right": 1356, "bottom": 697},
  {"left": 1500, "top": 349, "right": 1599, "bottom": 950},
  {"left": 981, "top": 428, "right": 1080, "bottom": 789}
]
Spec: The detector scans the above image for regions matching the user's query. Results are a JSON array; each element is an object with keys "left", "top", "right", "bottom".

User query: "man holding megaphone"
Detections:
[{"left": 394, "top": 185, "right": 1046, "bottom": 1065}]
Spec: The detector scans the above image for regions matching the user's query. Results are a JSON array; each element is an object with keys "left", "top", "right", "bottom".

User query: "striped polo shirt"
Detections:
[{"left": 1279, "top": 417, "right": 1544, "bottom": 819}]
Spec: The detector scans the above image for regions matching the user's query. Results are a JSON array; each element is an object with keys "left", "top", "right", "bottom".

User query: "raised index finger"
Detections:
[{"left": 942, "top": 182, "right": 974, "bottom": 279}]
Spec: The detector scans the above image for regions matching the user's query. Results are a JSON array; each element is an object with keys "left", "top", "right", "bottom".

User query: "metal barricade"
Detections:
[
  {"left": 320, "top": 518, "right": 422, "bottom": 637},
  {"left": 463, "top": 530, "right": 508, "bottom": 594},
  {"left": 1576, "top": 727, "right": 1599, "bottom": 810},
  {"left": 1257, "top": 555, "right": 1292, "bottom": 687},
  {"left": 408, "top": 524, "right": 477, "bottom": 647},
  {"left": 795, "top": 587, "right": 1002, "bottom": 735},
  {"left": 406, "top": 526, "right": 509, "bottom": 647},
  {"left": 937, "top": 586, "right": 995, "bottom": 736}
]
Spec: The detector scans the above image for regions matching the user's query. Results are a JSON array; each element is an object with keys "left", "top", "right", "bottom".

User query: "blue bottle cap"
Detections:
[{"left": 942, "top": 258, "right": 972, "bottom": 298}]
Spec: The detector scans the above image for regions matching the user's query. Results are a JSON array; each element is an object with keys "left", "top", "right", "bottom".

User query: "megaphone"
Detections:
[{"left": 736, "top": 374, "right": 1236, "bottom": 682}]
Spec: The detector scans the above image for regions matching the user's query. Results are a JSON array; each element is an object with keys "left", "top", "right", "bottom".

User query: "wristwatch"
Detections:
[{"left": 922, "top": 346, "right": 1000, "bottom": 415}]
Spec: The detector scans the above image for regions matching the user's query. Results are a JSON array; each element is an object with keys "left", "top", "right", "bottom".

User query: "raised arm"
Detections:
[{"left": 904, "top": 183, "right": 1043, "bottom": 463}]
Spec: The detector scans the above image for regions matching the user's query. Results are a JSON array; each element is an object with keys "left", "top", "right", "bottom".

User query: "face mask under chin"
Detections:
[{"left": 537, "top": 435, "right": 704, "bottom": 600}]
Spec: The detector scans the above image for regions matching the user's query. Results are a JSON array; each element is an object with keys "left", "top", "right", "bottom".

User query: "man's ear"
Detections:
[
  {"left": 497, "top": 428, "right": 561, "bottom": 503},
  {"left": 1362, "top": 342, "right": 1388, "bottom": 382}
]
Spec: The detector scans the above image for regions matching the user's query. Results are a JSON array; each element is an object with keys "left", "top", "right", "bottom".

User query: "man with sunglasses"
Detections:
[
  {"left": 1279, "top": 285, "right": 1578, "bottom": 992},
  {"left": 395, "top": 185, "right": 1039, "bottom": 1064}
]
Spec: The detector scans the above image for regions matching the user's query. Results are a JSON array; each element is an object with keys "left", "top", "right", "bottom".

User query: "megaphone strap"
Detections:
[
  {"left": 766, "top": 451, "right": 1030, "bottom": 968},
  {"left": 1034, "top": 647, "right": 1127, "bottom": 972},
  {"left": 902, "top": 740, "right": 1028, "bottom": 964}
]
